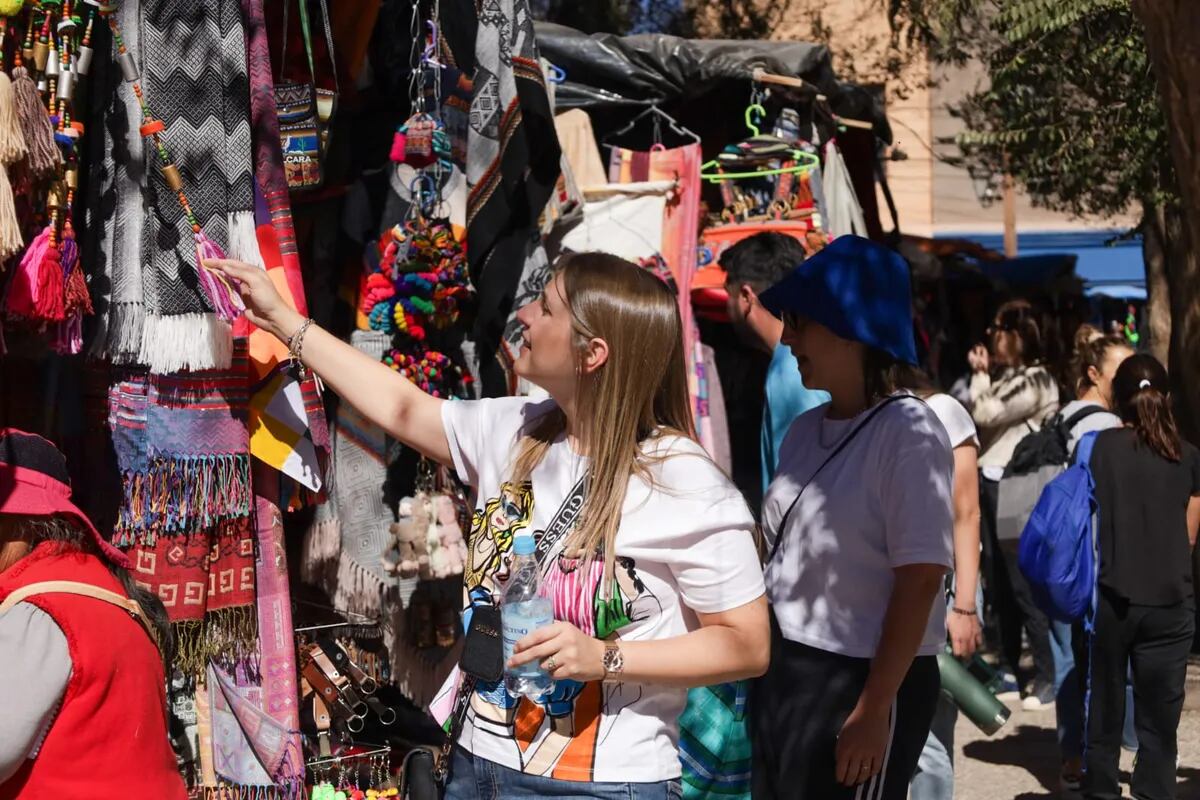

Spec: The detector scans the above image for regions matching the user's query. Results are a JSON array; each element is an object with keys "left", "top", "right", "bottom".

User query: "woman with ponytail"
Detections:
[{"left": 1075, "top": 354, "right": 1200, "bottom": 800}]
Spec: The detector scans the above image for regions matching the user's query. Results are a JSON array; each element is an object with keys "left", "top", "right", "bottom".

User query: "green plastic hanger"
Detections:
[
  {"left": 745, "top": 103, "right": 766, "bottom": 137},
  {"left": 700, "top": 149, "right": 820, "bottom": 182}
]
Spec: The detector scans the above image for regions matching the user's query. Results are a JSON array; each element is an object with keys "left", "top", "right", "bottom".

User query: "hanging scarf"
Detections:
[
  {"left": 238, "top": 0, "right": 330, "bottom": 510},
  {"left": 324, "top": 330, "right": 395, "bottom": 618},
  {"left": 90, "top": 0, "right": 259, "bottom": 373},
  {"left": 456, "top": 0, "right": 560, "bottom": 396},
  {"left": 108, "top": 343, "right": 257, "bottom": 673},
  {"left": 204, "top": 501, "right": 303, "bottom": 798}
]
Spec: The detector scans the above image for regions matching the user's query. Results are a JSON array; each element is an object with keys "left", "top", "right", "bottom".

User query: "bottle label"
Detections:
[{"left": 502, "top": 604, "right": 553, "bottom": 667}]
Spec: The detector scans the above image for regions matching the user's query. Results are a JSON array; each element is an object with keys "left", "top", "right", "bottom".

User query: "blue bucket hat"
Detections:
[{"left": 759, "top": 235, "right": 917, "bottom": 365}]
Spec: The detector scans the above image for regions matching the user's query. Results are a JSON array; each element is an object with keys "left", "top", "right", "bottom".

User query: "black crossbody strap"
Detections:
[
  {"left": 439, "top": 472, "right": 588, "bottom": 783},
  {"left": 767, "top": 395, "right": 921, "bottom": 565}
]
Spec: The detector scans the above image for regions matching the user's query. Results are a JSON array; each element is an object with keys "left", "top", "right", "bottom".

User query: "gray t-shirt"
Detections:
[
  {"left": 0, "top": 602, "right": 71, "bottom": 783},
  {"left": 1060, "top": 399, "right": 1122, "bottom": 458}
]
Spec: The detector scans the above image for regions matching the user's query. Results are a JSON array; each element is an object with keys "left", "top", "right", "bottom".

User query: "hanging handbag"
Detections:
[{"left": 275, "top": 0, "right": 339, "bottom": 190}]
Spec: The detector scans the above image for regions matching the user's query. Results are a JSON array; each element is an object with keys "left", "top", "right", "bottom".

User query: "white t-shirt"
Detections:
[
  {"left": 926, "top": 392, "right": 980, "bottom": 450},
  {"left": 430, "top": 396, "right": 764, "bottom": 783},
  {"left": 1060, "top": 399, "right": 1122, "bottom": 457},
  {"left": 762, "top": 396, "right": 954, "bottom": 659}
]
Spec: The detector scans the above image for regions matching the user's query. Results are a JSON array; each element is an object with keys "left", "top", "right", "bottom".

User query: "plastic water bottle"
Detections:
[{"left": 502, "top": 536, "right": 555, "bottom": 699}]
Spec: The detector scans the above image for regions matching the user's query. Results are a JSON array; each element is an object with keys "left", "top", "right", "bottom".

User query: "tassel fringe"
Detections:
[
  {"left": 0, "top": 72, "right": 27, "bottom": 165},
  {"left": 105, "top": 301, "right": 147, "bottom": 362},
  {"left": 331, "top": 554, "right": 385, "bottom": 620},
  {"left": 226, "top": 210, "right": 264, "bottom": 268},
  {"left": 139, "top": 312, "right": 234, "bottom": 373},
  {"left": 0, "top": 165, "right": 22, "bottom": 259},
  {"left": 299, "top": 517, "right": 342, "bottom": 594},
  {"left": 11, "top": 66, "right": 62, "bottom": 175},
  {"left": 114, "top": 454, "right": 252, "bottom": 544},
  {"left": 172, "top": 605, "right": 259, "bottom": 678}
]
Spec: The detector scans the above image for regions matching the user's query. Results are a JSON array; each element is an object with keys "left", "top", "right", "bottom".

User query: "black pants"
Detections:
[
  {"left": 980, "top": 475, "right": 1054, "bottom": 689},
  {"left": 1073, "top": 589, "right": 1194, "bottom": 800},
  {"left": 750, "top": 617, "right": 940, "bottom": 800}
]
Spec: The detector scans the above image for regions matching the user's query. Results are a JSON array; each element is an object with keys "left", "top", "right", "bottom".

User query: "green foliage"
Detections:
[{"left": 891, "top": 0, "right": 1175, "bottom": 219}]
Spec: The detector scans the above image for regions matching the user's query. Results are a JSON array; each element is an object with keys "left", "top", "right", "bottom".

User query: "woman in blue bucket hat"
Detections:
[{"left": 749, "top": 236, "right": 954, "bottom": 800}]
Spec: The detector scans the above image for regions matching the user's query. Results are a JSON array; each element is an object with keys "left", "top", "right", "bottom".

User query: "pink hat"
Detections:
[{"left": 0, "top": 428, "right": 130, "bottom": 568}]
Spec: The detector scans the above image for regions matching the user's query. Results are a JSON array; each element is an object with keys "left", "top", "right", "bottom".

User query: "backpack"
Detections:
[
  {"left": 1016, "top": 430, "right": 1100, "bottom": 623},
  {"left": 994, "top": 405, "right": 1104, "bottom": 542},
  {"left": 1005, "top": 405, "right": 1104, "bottom": 478}
]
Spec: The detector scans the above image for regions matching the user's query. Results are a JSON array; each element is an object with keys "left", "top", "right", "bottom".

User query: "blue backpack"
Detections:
[{"left": 1017, "top": 431, "right": 1100, "bottom": 623}]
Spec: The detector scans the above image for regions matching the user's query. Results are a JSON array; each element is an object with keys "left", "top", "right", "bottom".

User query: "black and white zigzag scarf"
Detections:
[{"left": 88, "top": 0, "right": 258, "bottom": 373}]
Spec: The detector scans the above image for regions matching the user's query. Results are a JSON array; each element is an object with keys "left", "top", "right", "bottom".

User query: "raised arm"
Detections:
[
  {"left": 205, "top": 259, "right": 452, "bottom": 466},
  {"left": 968, "top": 368, "right": 1050, "bottom": 429}
]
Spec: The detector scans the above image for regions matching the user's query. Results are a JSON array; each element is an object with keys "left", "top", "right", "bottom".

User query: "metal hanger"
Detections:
[{"left": 603, "top": 104, "right": 700, "bottom": 147}]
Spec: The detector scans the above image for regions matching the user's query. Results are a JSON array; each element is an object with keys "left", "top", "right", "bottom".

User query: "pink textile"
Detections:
[{"left": 608, "top": 145, "right": 706, "bottom": 442}]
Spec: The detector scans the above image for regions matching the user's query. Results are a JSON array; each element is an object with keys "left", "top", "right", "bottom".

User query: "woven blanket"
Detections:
[
  {"left": 91, "top": 0, "right": 258, "bottom": 373},
  {"left": 108, "top": 342, "right": 256, "bottom": 673}
]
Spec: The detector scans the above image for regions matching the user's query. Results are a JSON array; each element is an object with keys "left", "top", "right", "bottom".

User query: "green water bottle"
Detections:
[{"left": 936, "top": 648, "right": 1012, "bottom": 735}]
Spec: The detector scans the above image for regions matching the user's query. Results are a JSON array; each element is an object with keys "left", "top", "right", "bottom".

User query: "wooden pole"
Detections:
[{"left": 1002, "top": 171, "right": 1018, "bottom": 258}]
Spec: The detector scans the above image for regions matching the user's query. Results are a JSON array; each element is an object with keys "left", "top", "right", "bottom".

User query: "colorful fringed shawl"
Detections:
[{"left": 108, "top": 343, "right": 257, "bottom": 673}]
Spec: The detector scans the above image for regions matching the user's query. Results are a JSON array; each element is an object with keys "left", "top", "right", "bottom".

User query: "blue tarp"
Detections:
[{"left": 944, "top": 231, "right": 1145, "bottom": 298}]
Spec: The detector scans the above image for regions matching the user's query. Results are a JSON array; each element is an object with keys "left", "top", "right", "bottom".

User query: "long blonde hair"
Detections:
[{"left": 510, "top": 252, "right": 695, "bottom": 584}]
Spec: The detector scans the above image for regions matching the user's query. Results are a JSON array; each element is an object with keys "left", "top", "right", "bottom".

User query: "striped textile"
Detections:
[
  {"left": 108, "top": 343, "right": 253, "bottom": 543},
  {"left": 679, "top": 681, "right": 753, "bottom": 799}
]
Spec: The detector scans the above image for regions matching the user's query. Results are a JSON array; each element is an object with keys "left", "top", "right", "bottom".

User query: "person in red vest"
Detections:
[{"left": 0, "top": 428, "right": 185, "bottom": 799}]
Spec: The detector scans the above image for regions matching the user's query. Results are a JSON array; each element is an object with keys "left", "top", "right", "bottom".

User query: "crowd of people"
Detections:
[{"left": 1, "top": 234, "right": 1196, "bottom": 799}]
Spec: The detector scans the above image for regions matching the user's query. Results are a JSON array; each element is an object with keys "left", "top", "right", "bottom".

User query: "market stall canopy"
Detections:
[{"left": 534, "top": 23, "right": 890, "bottom": 145}]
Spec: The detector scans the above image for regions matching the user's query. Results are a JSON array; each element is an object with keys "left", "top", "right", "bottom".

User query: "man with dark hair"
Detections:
[{"left": 721, "top": 232, "right": 828, "bottom": 490}]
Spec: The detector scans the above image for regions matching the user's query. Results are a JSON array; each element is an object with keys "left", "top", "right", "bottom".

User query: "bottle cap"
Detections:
[{"left": 513, "top": 536, "right": 537, "bottom": 556}]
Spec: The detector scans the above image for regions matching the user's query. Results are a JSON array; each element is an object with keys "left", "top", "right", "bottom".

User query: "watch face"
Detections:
[{"left": 604, "top": 646, "right": 623, "bottom": 673}]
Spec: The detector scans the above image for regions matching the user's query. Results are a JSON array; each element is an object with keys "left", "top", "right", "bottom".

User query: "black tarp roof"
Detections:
[{"left": 534, "top": 23, "right": 890, "bottom": 144}]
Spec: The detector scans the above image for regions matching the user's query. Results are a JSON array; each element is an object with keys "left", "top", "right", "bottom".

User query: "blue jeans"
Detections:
[
  {"left": 1051, "top": 619, "right": 1084, "bottom": 758},
  {"left": 444, "top": 746, "right": 684, "bottom": 800},
  {"left": 910, "top": 695, "right": 957, "bottom": 800}
]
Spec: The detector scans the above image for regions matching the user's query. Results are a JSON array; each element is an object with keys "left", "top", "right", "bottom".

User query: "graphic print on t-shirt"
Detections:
[{"left": 462, "top": 481, "right": 661, "bottom": 780}]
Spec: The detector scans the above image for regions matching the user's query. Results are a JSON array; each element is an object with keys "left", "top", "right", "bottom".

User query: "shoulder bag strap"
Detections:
[
  {"left": 439, "top": 471, "right": 588, "bottom": 783},
  {"left": 0, "top": 580, "right": 160, "bottom": 653},
  {"left": 1063, "top": 405, "right": 1104, "bottom": 431},
  {"left": 315, "top": 0, "right": 339, "bottom": 93},
  {"left": 767, "top": 394, "right": 919, "bottom": 565}
]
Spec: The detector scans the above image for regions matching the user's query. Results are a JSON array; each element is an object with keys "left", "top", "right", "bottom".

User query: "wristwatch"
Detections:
[{"left": 601, "top": 641, "right": 624, "bottom": 681}]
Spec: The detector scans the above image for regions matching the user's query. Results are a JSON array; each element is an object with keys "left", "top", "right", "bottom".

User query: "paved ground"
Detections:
[{"left": 952, "top": 659, "right": 1200, "bottom": 799}]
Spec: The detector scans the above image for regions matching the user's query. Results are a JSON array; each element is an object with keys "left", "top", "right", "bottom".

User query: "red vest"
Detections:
[{"left": 0, "top": 543, "right": 186, "bottom": 800}]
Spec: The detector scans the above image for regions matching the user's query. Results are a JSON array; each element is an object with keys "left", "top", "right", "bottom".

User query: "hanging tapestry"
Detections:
[{"left": 88, "top": 0, "right": 259, "bottom": 373}]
